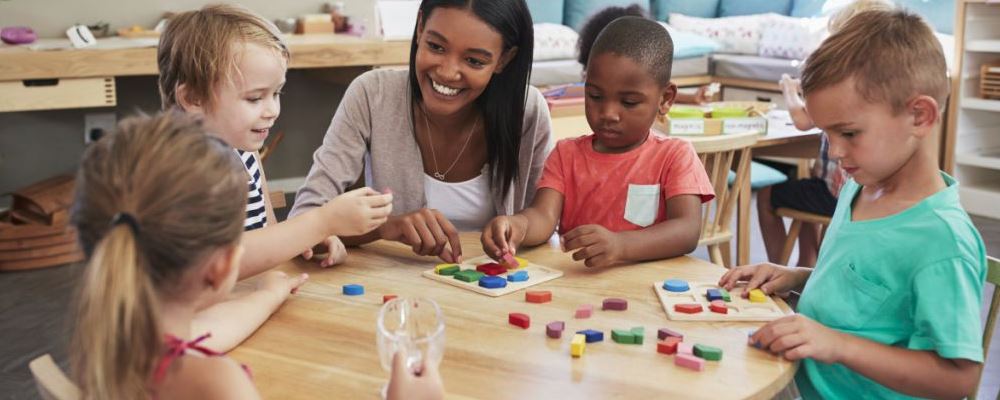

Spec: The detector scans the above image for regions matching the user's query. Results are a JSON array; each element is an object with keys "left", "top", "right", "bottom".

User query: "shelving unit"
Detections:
[{"left": 945, "top": 0, "right": 1000, "bottom": 219}]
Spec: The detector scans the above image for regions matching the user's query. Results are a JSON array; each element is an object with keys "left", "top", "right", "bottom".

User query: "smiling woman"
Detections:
[{"left": 291, "top": 0, "right": 551, "bottom": 263}]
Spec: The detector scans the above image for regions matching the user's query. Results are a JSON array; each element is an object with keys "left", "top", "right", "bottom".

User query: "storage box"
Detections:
[
  {"left": 982, "top": 63, "right": 1000, "bottom": 100},
  {"left": 657, "top": 102, "right": 771, "bottom": 136}
]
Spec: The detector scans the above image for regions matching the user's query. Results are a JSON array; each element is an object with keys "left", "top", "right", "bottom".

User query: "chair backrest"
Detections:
[
  {"left": 690, "top": 132, "right": 759, "bottom": 246},
  {"left": 28, "top": 354, "right": 80, "bottom": 400}
]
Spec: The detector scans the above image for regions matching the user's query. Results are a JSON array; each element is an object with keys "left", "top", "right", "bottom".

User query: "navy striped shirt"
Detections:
[{"left": 235, "top": 150, "right": 267, "bottom": 231}]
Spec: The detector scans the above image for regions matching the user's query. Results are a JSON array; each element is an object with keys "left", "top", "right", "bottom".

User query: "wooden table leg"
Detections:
[{"left": 737, "top": 149, "right": 752, "bottom": 266}]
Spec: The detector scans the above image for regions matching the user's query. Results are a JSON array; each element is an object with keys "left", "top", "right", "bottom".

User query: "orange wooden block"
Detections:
[
  {"left": 383, "top": 295, "right": 398, "bottom": 304},
  {"left": 525, "top": 290, "right": 552, "bottom": 303},
  {"left": 674, "top": 303, "right": 703, "bottom": 314},
  {"left": 657, "top": 337, "right": 682, "bottom": 355}
]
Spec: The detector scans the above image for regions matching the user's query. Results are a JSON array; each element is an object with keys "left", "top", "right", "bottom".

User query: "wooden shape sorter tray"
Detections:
[
  {"left": 421, "top": 255, "right": 563, "bottom": 297},
  {"left": 652, "top": 281, "right": 794, "bottom": 322}
]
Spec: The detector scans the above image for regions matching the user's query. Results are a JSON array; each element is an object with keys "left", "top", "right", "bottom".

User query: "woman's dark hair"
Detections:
[{"left": 408, "top": 0, "right": 534, "bottom": 198}]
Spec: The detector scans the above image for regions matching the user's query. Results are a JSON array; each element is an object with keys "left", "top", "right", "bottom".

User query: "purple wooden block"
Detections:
[
  {"left": 602, "top": 297, "right": 628, "bottom": 311},
  {"left": 546, "top": 321, "right": 565, "bottom": 339},
  {"left": 658, "top": 327, "right": 684, "bottom": 341}
]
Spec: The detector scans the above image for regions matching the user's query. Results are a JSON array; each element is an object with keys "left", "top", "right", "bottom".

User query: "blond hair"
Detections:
[
  {"left": 70, "top": 112, "right": 246, "bottom": 399},
  {"left": 157, "top": 4, "right": 289, "bottom": 111},
  {"left": 802, "top": 8, "right": 949, "bottom": 114},
  {"left": 828, "top": 0, "right": 895, "bottom": 33}
]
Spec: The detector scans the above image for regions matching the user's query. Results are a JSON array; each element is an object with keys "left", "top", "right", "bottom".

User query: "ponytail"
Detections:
[{"left": 71, "top": 225, "right": 161, "bottom": 399}]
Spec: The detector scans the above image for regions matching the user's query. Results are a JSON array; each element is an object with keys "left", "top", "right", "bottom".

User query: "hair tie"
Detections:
[{"left": 110, "top": 212, "right": 141, "bottom": 236}]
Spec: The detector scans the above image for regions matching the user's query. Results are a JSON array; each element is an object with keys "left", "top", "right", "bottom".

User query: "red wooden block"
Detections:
[
  {"left": 657, "top": 337, "right": 683, "bottom": 355},
  {"left": 602, "top": 298, "right": 628, "bottom": 311},
  {"left": 674, "top": 303, "right": 703, "bottom": 314},
  {"left": 382, "top": 295, "right": 398, "bottom": 304},
  {"left": 709, "top": 300, "right": 728, "bottom": 314},
  {"left": 500, "top": 252, "right": 518, "bottom": 269},
  {"left": 508, "top": 312, "right": 530, "bottom": 329},
  {"left": 526, "top": 290, "right": 552, "bottom": 303},
  {"left": 476, "top": 262, "right": 508, "bottom": 276}
]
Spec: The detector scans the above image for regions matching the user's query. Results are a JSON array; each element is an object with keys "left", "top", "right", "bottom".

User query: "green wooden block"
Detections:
[
  {"left": 611, "top": 329, "right": 635, "bottom": 344},
  {"left": 453, "top": 270, "right": 485, "bottom": 283},
  {"left": 693, "top": 344, "right": 723, "bottom": 361},
  {"left": 630, "top": 327, "right": 644, "bottom": 344},
  {"left": 436, "top": 265, "right": 460, "bottom": 276},
  {"left": 719, "top": 288, "right": 731, "bottom": 302}
]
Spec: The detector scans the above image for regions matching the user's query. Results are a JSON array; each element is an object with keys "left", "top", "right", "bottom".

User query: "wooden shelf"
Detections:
[
  {"left": 961, "top": 97, "right": 1000, "bottom": 112},
  {"left": 955, "top": 149, "right": 1000, "bottom": 170},
  {"left": 960, "top": 183, "right": 1000, "bottom": 219},
  {"left": 967, "top": 39, "right": 1000, "bottom": 53}
]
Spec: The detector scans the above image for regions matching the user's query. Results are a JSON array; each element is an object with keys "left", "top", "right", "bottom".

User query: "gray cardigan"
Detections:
[{"left": 290, "top": 69, "right": 552, "bottom": 219}]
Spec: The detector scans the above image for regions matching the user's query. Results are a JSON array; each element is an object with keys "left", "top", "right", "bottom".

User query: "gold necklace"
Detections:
[{"left": 422, "top": 107, "right": 480, "bottom": 181}]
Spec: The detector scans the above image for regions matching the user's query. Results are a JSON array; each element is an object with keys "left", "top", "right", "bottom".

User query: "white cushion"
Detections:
[
  {"left": 758, "top": 14, "right": 828, "bottom": 61},
  {"left": 669, "top": 13, "right": 772, "bottom": 55},
  {"left": 533, "top": 23, "right": 579, "bottom": 61}
]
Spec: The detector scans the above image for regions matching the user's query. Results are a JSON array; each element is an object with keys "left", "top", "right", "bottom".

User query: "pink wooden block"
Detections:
[
  {"left": 575, "top": 304, "right": 593, "bottom": 318},
  {"left": 546, "top": 321, "right": 565, "bottom": 339},
  {"left": 675, "top": 353, "right": 705, "bottom": 371},
  {"left": 678, "top": 342, "right": 694, "bottom": 355},
  {"left": 602, "top": 298, "right": 628, "bottom": 311}
]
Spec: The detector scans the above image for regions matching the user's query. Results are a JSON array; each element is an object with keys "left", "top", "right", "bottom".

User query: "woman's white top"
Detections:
[{"left": 424, "top": 171, "right": 496, "bottom": 232}]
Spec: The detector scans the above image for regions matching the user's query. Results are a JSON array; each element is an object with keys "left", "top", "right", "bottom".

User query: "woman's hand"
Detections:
[{"left": 379, "top": 208, "right": 462, "bottom": 263}]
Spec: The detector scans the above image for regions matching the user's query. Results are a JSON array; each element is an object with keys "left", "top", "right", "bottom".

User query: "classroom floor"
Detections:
[{"left": 1, "top": 195, "right": 998, "bottom": 399}]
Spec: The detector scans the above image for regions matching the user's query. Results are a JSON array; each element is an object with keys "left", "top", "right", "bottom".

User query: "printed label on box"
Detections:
[
  {"left": 722, "top": 118, "right": 767, "bottom": 134},
  {"left": 670, "top": 119, "right": 705, "bottom": 135}
]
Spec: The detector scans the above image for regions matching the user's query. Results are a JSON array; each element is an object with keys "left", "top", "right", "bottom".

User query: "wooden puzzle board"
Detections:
[
  {"left": 421, "top": 255, "right": 563, "bottom": 297},
  {"left": 653, "top": 281, "right": 794, "bottom": 322}
]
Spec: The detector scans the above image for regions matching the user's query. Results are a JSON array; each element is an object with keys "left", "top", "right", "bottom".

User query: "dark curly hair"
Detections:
[{"left": 576, "top": 4, "right": 647, "bottom": 67}]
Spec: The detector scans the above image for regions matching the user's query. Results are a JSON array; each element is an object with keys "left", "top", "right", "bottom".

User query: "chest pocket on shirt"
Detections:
[
  {"left": 820, "top": 263, "right": 891, "bottom": 330},
  {"left": 624, "top": 184, "right": 660, "bottom": 228}
]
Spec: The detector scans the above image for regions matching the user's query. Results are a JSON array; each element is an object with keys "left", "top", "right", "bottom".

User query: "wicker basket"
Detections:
[{"left": 982, "top": 62, "right": 1000, "bottom": 100}]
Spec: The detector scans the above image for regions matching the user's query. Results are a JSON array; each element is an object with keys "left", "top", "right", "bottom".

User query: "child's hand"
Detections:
[
  {"left": 749, "top": 314, "right": 846, "bottom": 364},
  {"left": 481, "top": 215, "right": 527, "bottom": 259},
  {"left": 718, "top": 262, "right": 806, "bottom": 298},
  {"left": 327, "top": 187, "right": 393, "bottom": 237},
  {"left": 386, "top": 349, "right": 444, "bottom": 400},
  {"left": 379, "top": 209, "right": 462, "bottom": 263},
  {"left": 301, "top": 235, "right": 348, "bottom": 268},
  {"left": 256, "top": 270, "right": 309, "bottom": 298},
  {"left": 562, "top": 225, "right": 624, "bottom": 268}
]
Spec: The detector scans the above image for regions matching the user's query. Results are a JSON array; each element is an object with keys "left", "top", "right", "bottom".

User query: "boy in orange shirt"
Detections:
[{"left": 481, "top": 17, "right": 714, "bottom": 267}]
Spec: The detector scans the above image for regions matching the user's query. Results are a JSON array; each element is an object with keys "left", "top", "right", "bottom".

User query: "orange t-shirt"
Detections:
[{"left": 537, "top": 132, "right": 715, "bottom": 234}]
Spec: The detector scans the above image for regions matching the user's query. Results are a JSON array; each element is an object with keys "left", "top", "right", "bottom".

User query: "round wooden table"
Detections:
[{"left": 229, "top": 234, "right": 797, "bottom": 399}]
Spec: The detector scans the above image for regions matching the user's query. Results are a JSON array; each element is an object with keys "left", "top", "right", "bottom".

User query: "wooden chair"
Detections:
[
  {"left": 691, "top": 131, "right": 759, "bottom": 268},
  {"left": 28, "top": 354, "right": 80, "bottom": 400},
  {"left": 775, "top": 207, "right": 832, "bottom": 266},
  {"left": 976, "top": 256, "right": 1000, "bottom": 400}
]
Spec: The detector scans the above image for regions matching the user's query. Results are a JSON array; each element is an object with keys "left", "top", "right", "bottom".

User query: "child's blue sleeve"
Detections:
[{"left": 908, "top": 257, "right": 986, "bottom": 362}]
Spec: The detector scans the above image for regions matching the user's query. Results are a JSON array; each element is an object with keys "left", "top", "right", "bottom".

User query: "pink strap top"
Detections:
[{"left": 152, "top": 333, "right": 252, "bottom": 385}]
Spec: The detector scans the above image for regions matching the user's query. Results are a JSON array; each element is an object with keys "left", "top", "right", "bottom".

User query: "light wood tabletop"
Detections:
[{"left": 229, "top": 233, "right": 796, "bottom": 399}]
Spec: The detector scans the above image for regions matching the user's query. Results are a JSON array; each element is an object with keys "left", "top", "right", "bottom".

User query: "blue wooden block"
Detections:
[
  {"left": 478, "top": 275, "right": 508, "bottom": 289},
  {"left": 706, "top": 288, "right": 723, "bottom": 302},
  {"left": 342, "top": 284, "right": 364, "bottom": 296},
  {"left": 663, "top": 279, "right": 690, "bottom": 293},
  {"left": 576, "top": 329, "right": 604, "bottom": 343},
  {"left": 507, "top": 270, "right": 529, "bottom": 282}
]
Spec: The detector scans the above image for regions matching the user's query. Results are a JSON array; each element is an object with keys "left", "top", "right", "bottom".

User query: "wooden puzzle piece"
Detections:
[
  {"left": 575, "top": 304, "right": 593, "bottom": 319},
  {"left": 476, "top": 262, "right": 508, "bottom": 276},
  {"left": 631, "top": 327, "right": 644, "bottom": 345},
  {"left": 525, "top": 290, "right": 552, "bottom": 303},
  {"left": 663, "top": 279, "right": 690, "bottom": 292},
  {"left": 612, "top": 329, "right": 636, "bottom": 344},
  {"left": 454, "top": 269, "right": 485, "bottom": 282},
  {"left": 675, "top": 303, "right": 703, "bottom": 314},
  {"left": 719, "top": 288, "right": 731, "bottom": 302},
  {"left": 678, "top": 342, "right": 694, "bottom": 355},
  {"left": 675, "top": 353, "right": 705, "bottom": 371},
  {"left": 602, "top": 298, "right": 628, "bottom": 311},
  {"left": 571, "top": 334, "right": 586, "bottom": 357},
  {"left": 508, "top": 312, "right": 530, "bottom": 329},
  {"left": 657, "top": 337, "right": 682, "bottom": 355},
  {"left": 706, "top": 288, "right": 723, "bottom": 302},
  {"left": 507, "top": 270, "right": 529, "bottom": 282},
  {"left": 749, "top": 288, "right": 767, "bottom": 303},
  {"left": 576, "top": 329, "right": 604, "bottom": 343},
  {"left": 546, "top": 321, "right": 565, "bottom": 339},
  {"left": 435, "top": 263, "right": 460, "bottom": 275},
  {"left": 342, "top": 284, "right": 364, "bottom": 296},
  {"left": 658, "top": 327, "right": 684, "bottom": 341},
  {"left": 479, "top": 275, "right": 507, "bottom": 289},
  {"left": 709, "top": 300, "right": 728, "bottom": 314},
  {"left": 694, "top": 344, "right": 723, "bottom": 361},
  {"left": 500, "top": 252, "right": 518, "bottom": 269},
  {"left": 383, "top": 294, "right": 397, "bottom": 303}
]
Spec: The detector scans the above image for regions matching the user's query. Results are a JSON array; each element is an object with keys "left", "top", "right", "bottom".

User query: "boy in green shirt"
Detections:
[{"left": 719, "top": 8, "right": 987, "bottom": 399}]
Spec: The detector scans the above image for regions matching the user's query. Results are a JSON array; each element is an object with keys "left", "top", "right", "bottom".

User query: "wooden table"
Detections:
[
  {"left": 549, "top": 112, "right": 821, "bottom": 267},
  {"left": 229, "top": 234, "right": 796, "bottom": 399}
]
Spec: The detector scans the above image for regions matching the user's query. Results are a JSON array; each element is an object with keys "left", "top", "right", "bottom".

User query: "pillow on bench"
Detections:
[{"left": 534, "top": 23, "right": 579, "bottom": 61}]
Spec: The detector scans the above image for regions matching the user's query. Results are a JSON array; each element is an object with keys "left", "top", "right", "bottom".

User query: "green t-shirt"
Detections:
[{"left": 795, "top": 172, "right": 986, "bottom": 399}]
